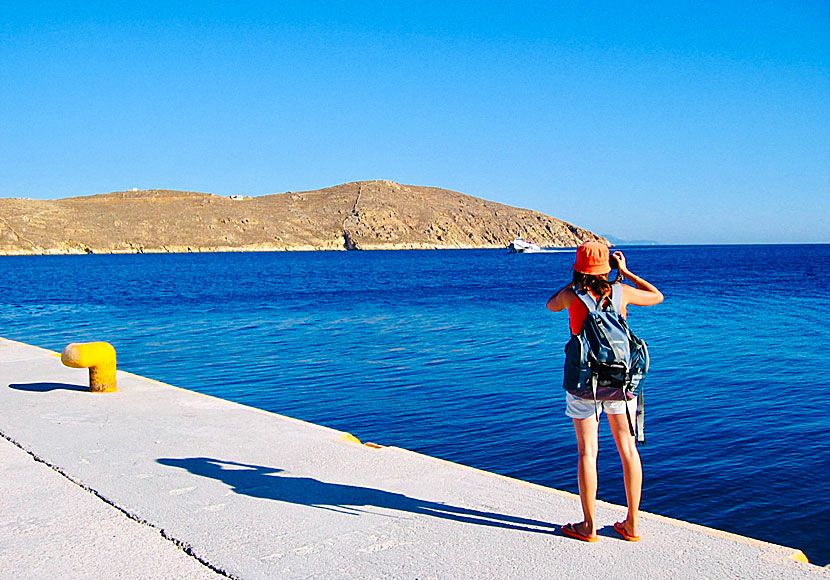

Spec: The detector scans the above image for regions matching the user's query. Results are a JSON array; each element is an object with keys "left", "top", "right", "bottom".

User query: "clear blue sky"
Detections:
[{"left": 1, "top": 1, "right": 827, "bottom": 244}]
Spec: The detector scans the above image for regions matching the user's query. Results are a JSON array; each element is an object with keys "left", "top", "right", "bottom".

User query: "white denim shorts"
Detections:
[{"left": 565, "top": 392, "right": 637, "bottom": 420}]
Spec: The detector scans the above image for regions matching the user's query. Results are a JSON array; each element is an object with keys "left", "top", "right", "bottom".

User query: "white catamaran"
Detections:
[{"left": 507, "top": 238, "right": 567, "bottom": 253}]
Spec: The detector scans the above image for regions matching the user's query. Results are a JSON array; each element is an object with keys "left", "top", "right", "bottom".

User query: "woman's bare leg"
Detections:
[
  {"left": 572, "top": 416, "right": 600, "bottom": 537},
  {"left": 608, "top": 412, "right": 642, "bottom": 537}
]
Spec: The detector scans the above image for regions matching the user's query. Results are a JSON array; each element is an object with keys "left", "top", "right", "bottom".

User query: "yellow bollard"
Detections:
[{"left": 61, "top": 342, "right": 117, "bottom": 392}]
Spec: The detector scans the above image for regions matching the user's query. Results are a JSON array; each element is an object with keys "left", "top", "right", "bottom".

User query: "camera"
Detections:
[{"left": 609, "top": 254, "right": 619, "bottom": 269}]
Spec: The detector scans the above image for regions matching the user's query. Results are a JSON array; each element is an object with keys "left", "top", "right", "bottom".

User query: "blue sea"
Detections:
[{"left": 2, "top": 245, "right": 829, "bottom": 565}]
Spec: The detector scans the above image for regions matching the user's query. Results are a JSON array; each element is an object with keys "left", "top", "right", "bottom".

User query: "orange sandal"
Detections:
[
  {"left": 613, "top": 521, "right": 641, "bottom": 542},
  {"left": 561, "top": 523, "right": 598, "bottom": 542}
]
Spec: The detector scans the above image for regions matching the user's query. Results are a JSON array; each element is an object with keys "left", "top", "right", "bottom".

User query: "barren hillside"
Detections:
[{"left": 0, "top": 180, "right": 605, "bottom": 254}]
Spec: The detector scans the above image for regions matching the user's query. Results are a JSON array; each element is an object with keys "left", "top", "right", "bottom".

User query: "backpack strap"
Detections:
[
  {"left": 610, "top": 283, "right": 622, "bottom": 313},
  {"left": 596, "top": 283, "right": 622, "bottom": 313},
  {"left": 624, "top": 389, "right": 646, "bottom": 445},
  {"left": 591, "top": 374, "right": 600, "bottom": 422},
  {"left": 637, "top": 390, "right": 645, "bottom": 445},
  {"left": 573, "top": 286, "right": 598, "bottom": 311},
  {"left": 573, "top": 286, "right": 602, "bottom": 422},
  {"left": 574, "top": 284, "right": 622, "bottom": 313}
]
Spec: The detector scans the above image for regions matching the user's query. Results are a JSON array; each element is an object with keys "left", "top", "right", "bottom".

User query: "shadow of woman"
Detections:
[{"left": 157, "top": 457, "right": 557, "bottom": 534}]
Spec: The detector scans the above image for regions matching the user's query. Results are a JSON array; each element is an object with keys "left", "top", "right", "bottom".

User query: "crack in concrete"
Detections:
[{"left": 0, "top": 429, "right": 241, "bottom": 580}]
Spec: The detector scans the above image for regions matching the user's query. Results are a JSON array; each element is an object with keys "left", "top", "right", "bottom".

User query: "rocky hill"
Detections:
[{"left": 0, "top": 180, "right": 605, "bottom": 254}]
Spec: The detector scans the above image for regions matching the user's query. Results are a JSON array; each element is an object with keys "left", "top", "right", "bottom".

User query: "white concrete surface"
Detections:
[{"left": 1, "top": 337, "right": 825, "bottom": 580}]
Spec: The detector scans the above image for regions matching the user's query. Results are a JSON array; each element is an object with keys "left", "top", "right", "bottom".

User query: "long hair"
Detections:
[{"left": 572, "top": 271, "right": 615, "bottom": 298}]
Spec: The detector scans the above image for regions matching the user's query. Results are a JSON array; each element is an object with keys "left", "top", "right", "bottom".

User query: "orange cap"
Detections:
[{"left": 573, "top": 242, "right": 611, "bottom": 275}]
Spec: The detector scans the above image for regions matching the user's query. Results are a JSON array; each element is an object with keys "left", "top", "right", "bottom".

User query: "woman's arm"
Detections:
[
  {"left": 547, "top": 285, "right": 576, "bottom": 312},
  {"left": 614, "top": 251, "right": 664, "bottom": 307}
]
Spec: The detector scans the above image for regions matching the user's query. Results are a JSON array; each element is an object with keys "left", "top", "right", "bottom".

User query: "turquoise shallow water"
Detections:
[{"left": 2, "top": 244, "right": 829, "bottom": 564}]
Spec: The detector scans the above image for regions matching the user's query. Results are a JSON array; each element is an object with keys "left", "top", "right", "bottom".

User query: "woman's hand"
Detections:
[{"left": 612, "top": 251, "right": 629, "bottom": 275}]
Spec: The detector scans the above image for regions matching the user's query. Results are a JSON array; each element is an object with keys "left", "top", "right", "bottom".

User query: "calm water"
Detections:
[{"left": 2, "top": 245, "right": 829, "bottom": 564}]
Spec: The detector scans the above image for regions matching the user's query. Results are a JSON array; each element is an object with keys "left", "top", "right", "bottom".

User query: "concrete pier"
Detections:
[{"left": 1, "top": 337, "right": 825, "bottom": 579}]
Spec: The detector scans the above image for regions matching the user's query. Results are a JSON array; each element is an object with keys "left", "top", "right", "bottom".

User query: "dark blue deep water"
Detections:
[{"left": 2, "top": 245, "right": 829, "bottom": 564}]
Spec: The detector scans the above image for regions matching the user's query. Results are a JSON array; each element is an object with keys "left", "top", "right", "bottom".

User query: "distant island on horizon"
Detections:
[
  {"left": 0, "top": 180, "right": 606, "bottom": 255},
  {"left": 602, "top": 234, "right": 661, "bottom": 246}
]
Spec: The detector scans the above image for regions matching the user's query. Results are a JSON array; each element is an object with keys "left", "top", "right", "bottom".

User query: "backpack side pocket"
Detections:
[
  {"left": 627, "top": 335, "right": 650, "bottom": 395},
  {"left": 563, "top": 334, "right": 592, "bottom": 396}
]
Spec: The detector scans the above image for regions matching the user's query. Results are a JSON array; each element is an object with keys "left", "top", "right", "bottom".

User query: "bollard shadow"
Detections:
[
  {"left": 9, "top": 382, "right": 88, "bottom": 392},
  {"left": 157, "top": 456, "right": 558, "bottom": 534}
]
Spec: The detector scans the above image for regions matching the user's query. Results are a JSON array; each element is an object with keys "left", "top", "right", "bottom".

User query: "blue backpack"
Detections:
[{"left": 563, "top": 283, "right": 649, "bottom": 444}]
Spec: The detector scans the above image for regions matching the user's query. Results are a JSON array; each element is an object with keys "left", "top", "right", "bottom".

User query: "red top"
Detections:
[{"left": 567, "top": 287, "right": 630, "bottom": 334}]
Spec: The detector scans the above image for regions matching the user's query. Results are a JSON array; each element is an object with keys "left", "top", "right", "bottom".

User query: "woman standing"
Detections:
[{"left": 547, "top": 242, "right": 663, "bottom": 542}]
